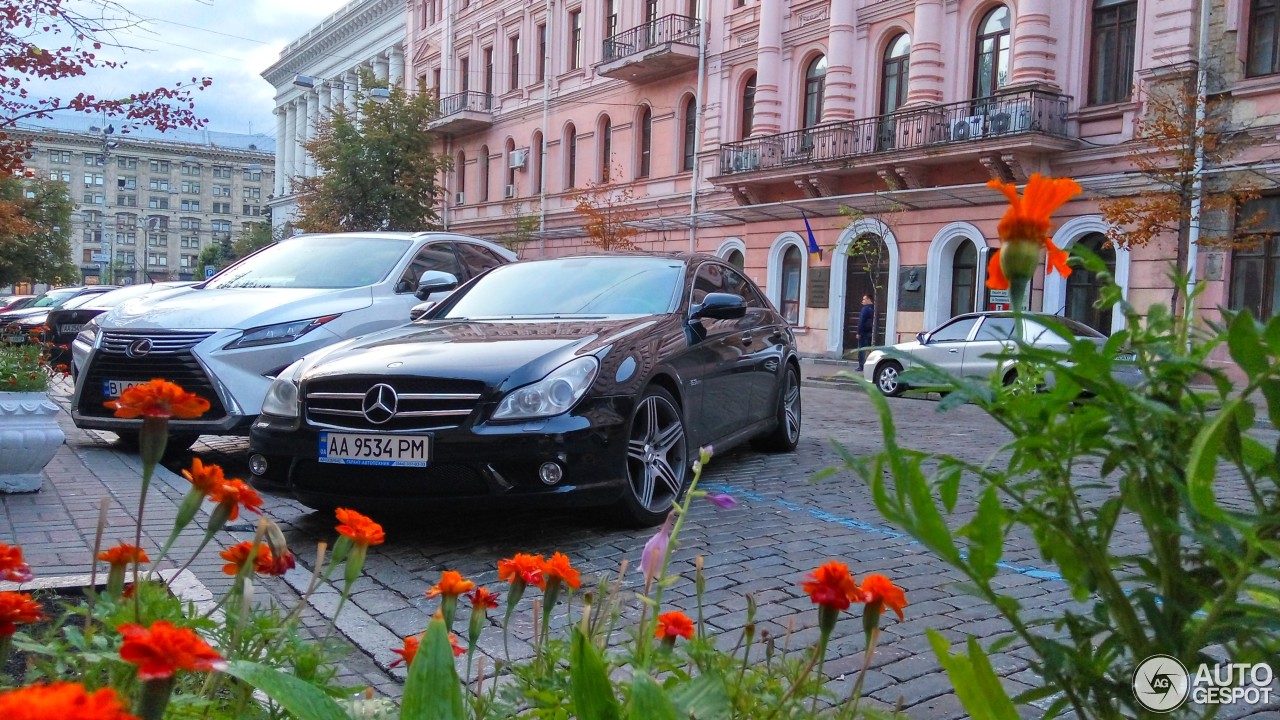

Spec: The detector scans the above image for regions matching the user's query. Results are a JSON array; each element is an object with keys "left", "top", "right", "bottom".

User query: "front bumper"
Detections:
[{"left": 248, "top": 396, "right": 634, "bottom": 511}]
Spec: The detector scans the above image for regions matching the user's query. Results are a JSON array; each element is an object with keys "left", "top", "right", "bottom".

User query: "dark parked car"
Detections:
[
  {"left": 1, "top": 286, "right": 117, "bottom": 345},
  {"left": 46, "top": 282, "right": 196, "bottom": 370},
  {"left": 248, "top": 253, "right": 802, "bottom": 526}
]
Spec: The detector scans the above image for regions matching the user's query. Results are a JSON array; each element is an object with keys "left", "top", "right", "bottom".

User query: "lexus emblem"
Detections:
[
  {"left": 125, "top": 338, "right": 153, "bottom": 358},
  {"left": 362, "top": 383, "right": 398, "bottom": 424}
]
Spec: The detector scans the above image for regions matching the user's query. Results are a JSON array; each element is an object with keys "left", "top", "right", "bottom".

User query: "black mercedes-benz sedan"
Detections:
[{"left": 248, "top": 253, "right": 802, "bottom": 526}]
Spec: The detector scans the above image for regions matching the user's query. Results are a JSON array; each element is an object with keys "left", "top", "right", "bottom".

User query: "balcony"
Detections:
[
  {"left": 597, "top": 14, "right": 700, "bottom": 83},
  {"left": 428, "top": 92, "right": 494, "bottom": 136},
  {"left": 713, "top": 90, "right": 1075, "bottom": 184}
]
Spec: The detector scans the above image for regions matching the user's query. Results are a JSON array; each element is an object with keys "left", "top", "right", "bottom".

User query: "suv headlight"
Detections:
[
  {"left": 75, "top": 317, "right": 100, "bottom": 346},
  {"left": 261, "top": 359, "right": 306, "bottom": 418},
  {"left": 492, "top": 356, "right": 599, "bottom": 421},
  {"left": 224, "top": 314, "right": 340, "bottom": 350}
]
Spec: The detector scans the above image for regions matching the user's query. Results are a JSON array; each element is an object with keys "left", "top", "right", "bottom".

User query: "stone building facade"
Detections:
[
  {"left": 394, "top": 0, "right": 1280, "bottom": 366},
  {"left": 10, "top": 119, "right": 274, "bottom": 286}
]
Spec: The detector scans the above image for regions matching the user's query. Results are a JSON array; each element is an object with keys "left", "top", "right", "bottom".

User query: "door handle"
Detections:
[
  {"left": 949, "top": 348, "right": 959, "bottom": 353},
  {"left": 741, "top": 334, "right": 754, "bottom": 345}
]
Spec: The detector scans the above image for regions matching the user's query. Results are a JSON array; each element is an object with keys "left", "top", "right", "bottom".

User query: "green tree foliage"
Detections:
[
  {"left": 233, "top": 221, "right": 276, "bottom": 258},
  {"left": 294, "top": 76, "right": 449, "bottom": 232},
  {"left": 0, "top": 175, "right": 76, "bottom": 286},
  {"left": 195, "top": 241, "right": 233, "bottom": 275}
]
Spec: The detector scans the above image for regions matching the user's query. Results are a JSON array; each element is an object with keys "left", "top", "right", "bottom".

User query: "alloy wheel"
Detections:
[{"left": 626, "top": 394, "right": 687, "bottom": 513}]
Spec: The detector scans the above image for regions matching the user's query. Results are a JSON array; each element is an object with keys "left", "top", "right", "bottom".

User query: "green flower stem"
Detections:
[
  {"left": 643, "top": 448, "right": 711, "bottom": 664},
  {"left": 501, "top": 579, "right": 526, "bottom": 663},
  {"left": 0, "top": 634, "right": 11, "bottom": 670},
  {"left": 135, "top": 676, "right": 176, "bottom": 720},
  {"left": 133, "top": 416, "right": 169, "bottom": 619}
]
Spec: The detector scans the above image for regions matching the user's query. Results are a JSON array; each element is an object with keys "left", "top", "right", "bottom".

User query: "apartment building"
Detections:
[
  {"left": 11, "top": 118, "right": 274, "bottom": 286},
  {"left": 400, "top": 0, "right": 1280, "bottom": 362}
]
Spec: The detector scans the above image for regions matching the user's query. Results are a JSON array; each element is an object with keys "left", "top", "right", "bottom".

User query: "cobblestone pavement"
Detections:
[{"left": 3, "top": 365, "right": 1277, "bottom": 718}]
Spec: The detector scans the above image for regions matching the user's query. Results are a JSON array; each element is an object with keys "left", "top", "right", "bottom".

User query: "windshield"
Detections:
[
  {"left": 440, "top": 257, "right": 684, "bottom": 318},
  {"left": 59, "top": 293, "right": 102, "bottom": 310},
  {"left": 206, "top": 236, "right": 413, "bottom": 289},
  {"left": 31, "top": 288, "right": 80, "bottom": 308}
]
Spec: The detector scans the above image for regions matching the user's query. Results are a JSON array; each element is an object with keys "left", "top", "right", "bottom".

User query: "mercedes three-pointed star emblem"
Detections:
[{"left": 362, "top": 383, "right": 398, "bottom": 424}]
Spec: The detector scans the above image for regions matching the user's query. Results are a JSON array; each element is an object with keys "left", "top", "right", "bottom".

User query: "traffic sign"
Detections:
[
  {"left": 204, "top": 265, "right": 216, "bottom": 279},
  {"left": 91, "top": 253, "right": 110, "bottom": 262}
]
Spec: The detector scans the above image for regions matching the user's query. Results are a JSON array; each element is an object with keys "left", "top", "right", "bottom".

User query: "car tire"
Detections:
[
  {"left": 1002, "top": 369, "right": 1018, "bottom": 386},
  {"left": 114, "top": 431, "right": 200, "bottom": 455},
  {"left": 614, "top": 386, "right": 689, "bottom": 527},
  {"left": 874, "top": 361, "right": 906, "bottom": 397},
  {"left": 751, "top": 363, "right": 801, "bottom": 452}
]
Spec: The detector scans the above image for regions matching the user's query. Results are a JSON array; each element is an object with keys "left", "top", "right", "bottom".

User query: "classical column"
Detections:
[
  {"left": 294, "top": 97, "right": 308, "bottom": 177},
  {"left": 304, "top": 90, "right": 319, "bottom": 176},
  {"left": 318, "top": 81, "right": 332, "bottom": 125},
  {"left": 389, "top": 44, "right": 405, "bottom": 89},
  {"left": 347, "top": 69, "right": 362, "bottom": 124},
  {"left": 330, "top": 76, "right": 346, "bottom": 112},
  {"left": 751, "top": 0, "right": 784, "bottom": 135},
  {"left": 373, "top": 54, "right": 389, "bottom": 82},
  {"left": 283, "top": 101, "right": 297, "bottom": 193},
  {"left": 821, "top": 0, "right": 857, "bottom": 122},
  {"left": 1009, "top": 0, "right": 1058, "bottom": 88},
  {"left": 904, "top": 0, "right": 945, "bottom": 105},
  {"left": 273, "top": 107, "right": 286, "bottom": 197}
]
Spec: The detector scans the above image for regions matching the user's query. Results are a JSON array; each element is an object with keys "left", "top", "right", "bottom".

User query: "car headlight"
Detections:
[
  {"left": 75, "top": 319, "right": 99, "bottom": 346},
  {"left": 261, "top": 359, "right": 306, "bottom": 418},
  {"left": 492, "top": 356, "right": 599, "bottom": 421},
  {"left": 224, "top": 314, "right": 340, "bottom": 350}
]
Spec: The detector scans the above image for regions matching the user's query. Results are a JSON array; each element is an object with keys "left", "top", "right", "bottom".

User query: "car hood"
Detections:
[
  {"left": 11, "top": 310, "right": 50, "bottom": 326},
  {"left": 303, "top": 316, "right": 663, "bottom": 389},
  {"left": 100, "top": 286, "right": 376, "bottom": 331},
  {"left": 0, "top": 307, "right": 52, "bottom": 323}
]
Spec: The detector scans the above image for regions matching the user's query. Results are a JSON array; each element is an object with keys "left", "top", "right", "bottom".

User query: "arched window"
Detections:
[
  {"left": 637, "top": 107, "right": 652, "bottom": 179},
  {"left": 740, "top": 73, "right": 756, "bottom": 139},
  {"left": 682, "top": 96, "right": 697, "bottom": 172},
  {"left": 950, "top": 242, "right": 978, "bottom": 317},
  {"left": 600, "top": 117, "right": 612, "bottom": 182},
  {"left": 565, "top": 124, "right": 577, "bottom": 190},
  {"left": 726, "top": 248, "right": 745, "bottom": 270},
  {"left": 456, "top": 151, "right": 466, "bottom": 197},
  {"left": 479, "top": 145, "right": 490, "bottom": 202},
  {"left": 1065, "top": 232, "right": 1117, "bottom": 334},
  {"left": 505, "top": 138, "right": 517, "bottom": 191},
  {"left": 973, "top": 6, "right": 1011, "bottom": 99},
  {"left": 531, "top": 131, "right": 544, "bottom": 194},
  {"left": 780, "top": 245, "right": 803, "bottom": 324},
  {"left": 802, "top": 55, "right": 827, "bottom": 129},
  {"left": 881, "top": 34, "right": 911, "bottom": 115}
]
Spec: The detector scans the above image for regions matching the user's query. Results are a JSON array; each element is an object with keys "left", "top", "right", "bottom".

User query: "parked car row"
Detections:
[
  {"left": 66, "top": 232, "right": 808, "bottom": 526},
  {"left": 1, "top": 285, "right": 119, "bottom": 347}
]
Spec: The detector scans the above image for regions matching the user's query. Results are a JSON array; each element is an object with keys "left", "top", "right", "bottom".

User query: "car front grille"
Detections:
[
  {"left": 304, "top": 377, "right": 485, "bottom": 432},
  {"left": 79, "top": 331, "right": 225, "bottom": 419}
]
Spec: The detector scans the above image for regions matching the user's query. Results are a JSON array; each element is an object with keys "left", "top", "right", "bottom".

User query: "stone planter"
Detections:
[{"left": 0, "top": 391, "right": 65, "bottom": 493}]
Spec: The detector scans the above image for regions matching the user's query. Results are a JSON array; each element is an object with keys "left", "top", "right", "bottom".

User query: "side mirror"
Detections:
[
  {"left": 409, "top": 301, "right": 437, "bottom": 322},
  {"left": 916, "top": 331, "right": 927, "bottom": 344},
  {"left": 690, "top": 292, "right": 747, "bottom": 321},
  {"left": 413, "top": 271, "right": 459, "bottom": 300}
]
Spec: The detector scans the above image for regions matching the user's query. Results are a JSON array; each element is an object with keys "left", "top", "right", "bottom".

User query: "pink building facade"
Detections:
[{"left": 407, "top": 0, "right": 1280, "bottom": 361}]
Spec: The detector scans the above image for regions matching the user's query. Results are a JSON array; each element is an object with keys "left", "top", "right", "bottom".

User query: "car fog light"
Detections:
[
  {"left": 249, "top": 454, "right": 269, "bottom": 476},
  {"left": 538, "top": 462, "right": 563, "bottom": 485}
]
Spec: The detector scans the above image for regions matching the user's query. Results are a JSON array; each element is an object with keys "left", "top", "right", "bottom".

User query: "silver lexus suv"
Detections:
[{"left": 71, "top": 231, "right": 515, "bottom": 447}]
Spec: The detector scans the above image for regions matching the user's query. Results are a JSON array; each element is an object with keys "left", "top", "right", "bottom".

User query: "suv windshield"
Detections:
[
  {"left": 207, "top": 236, "right": 413, "bottom": 289},
  {"left": 441, "top": 257, "right": 683, "bottom": 317},
  {"left": 30, "top": 288, "right": 80, "bottom": 308}
]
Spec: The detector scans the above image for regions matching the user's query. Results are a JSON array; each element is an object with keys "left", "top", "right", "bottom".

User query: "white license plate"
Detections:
[
  {"left": 318, "top": 432, "right": 430, "bottom": 467},
  {"left": 3, "top": 334, "right": 26, "bottom": 344},
  {"left": 58, "top": 324, "right": 83, "bottom": 335},
  {"left": 103, "top": 379, "right": 147, "bottom": 398},
  {"left": 1117, "top": 352, "right": 1137, "bottom": 362}
]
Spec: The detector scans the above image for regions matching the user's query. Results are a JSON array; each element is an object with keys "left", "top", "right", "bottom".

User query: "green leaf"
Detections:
[
  {"left": 1227, "top": 312, "right": 1269, "bottom": 377},
  {"left": 1260, "top": 379, "right": 1280, "bottom": 431},
  {"left": 627, "top": 673, "right": 679, "bottom": 720},
  {"left": 669, "top": 670, "right": 731, "bottom": 720},
  {"left": 223, "top": 660, "right": 350, "bottom": 720},
  {"left": 1186, "top": 398, "right": 1240, "bottom": 522},
  {"left": 570, "top": 626, "right": 621, "bottom": 720},
  {"left": 938, "top": 465, "right": 961, "bottom": 513},
  {"left": 927, "top": 631, "right": 1020, "bottom": 720},
  {"left": 402, "top": 619, "right": 466, "bottom": 720},
  {"left": 961, "top": 486, "right": 1005, "bottom": 582}
]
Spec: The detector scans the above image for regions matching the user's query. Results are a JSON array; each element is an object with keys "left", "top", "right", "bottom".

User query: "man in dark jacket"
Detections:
[{"left": 857, "top": 294, "right": 874, "bottom": 371}]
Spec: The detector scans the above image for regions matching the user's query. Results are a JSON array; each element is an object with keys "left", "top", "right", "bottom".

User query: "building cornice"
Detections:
[
  {"left": 261, "top": 0, "right": 406, "bottom": 86},
  {"left": 6, "top": 127, "right": 273, "bottom": 163}
]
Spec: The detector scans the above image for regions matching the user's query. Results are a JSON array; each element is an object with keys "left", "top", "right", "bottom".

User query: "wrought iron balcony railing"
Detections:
[
  {"left": 602, "top": 14, "right": 700, "bottom": 62},
  {"left": 436, "top": 91, "right": 493, "bottom": 118},
  {"left": 717, "top": 89, "right": 1072, "bottom": 176}
]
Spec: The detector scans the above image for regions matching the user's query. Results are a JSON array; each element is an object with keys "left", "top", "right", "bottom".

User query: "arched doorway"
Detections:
[
  {"left": 951, "top": 242, "right": 978, "bottom": 317},
  {"left": 1064, "top": 232, "right": 1116, "bottom": 334},
  {"left": 843, "top": 233, "right": 890, "bottom": 351}
]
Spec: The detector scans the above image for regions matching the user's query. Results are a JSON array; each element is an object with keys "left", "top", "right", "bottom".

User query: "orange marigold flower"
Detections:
[
  {"left": 181, "top": 458, "right": 226, "bottom": 496},
  {"left": 389, "top": 635, "right": 419, "bottom": 668},
  {"left": 497, "top": 553, "right": 545, "bottom": 589},
  {"left": 858, "top": 574, "right": 908, "bottom": 622},
  {"left": 449, "top": 631, "right": 466, "bottom": 656},
  {"left": 0, "top": 682, "right": 139, "bottom": 720},
  {"left": 118, "top": 621, "right": 225, "bottom": 680},
  {"left": 334, "top": 508, "right": 385, "bottom": 546},
  {"left": 0, "top": 591, "right": 43, "bottom": 636},
  {"left": 208, "top": 479, "right": 264, "bottom": 520},
  {"left": 985, "top": 174, "right": 1082, "bottom": 290},
  {"left": 0, "top": 543, "right": 33, "bottom": 583},
  {"left": 654, "top": 611, "right": 695, "bottom": 641},
  {"left": 218, "top": 542, "right": 277, "bottom": 576},
  {"left": 97, "top": 543, "right": 150, "bottom": 568},
  {"left": 467, "top": 587, "right": 500, "bottom": 610},
  {"left": 801, "top": 560, "right": 859, "bottom": 612},
  {"left": 542, "top": 552, "right": 581, "bottom": 590},
  {"left": 103, "top": 378, "right": 210, "bottom": 420},
  {"left": 426, "top": 570, "right": 475, "bottom": 599}
]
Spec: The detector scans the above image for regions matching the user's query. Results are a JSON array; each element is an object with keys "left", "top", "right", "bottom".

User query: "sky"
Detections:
[{"left": 30, "top": 0, "right": 353, "bottom": 137}]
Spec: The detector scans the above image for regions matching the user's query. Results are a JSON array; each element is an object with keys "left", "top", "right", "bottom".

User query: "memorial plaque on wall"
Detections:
[
  {"left": 897, "top": 266, "right": 926, "bottom": 312},
  {"left": 807, "top": 267, "right": 830, "bottom": 308}
]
